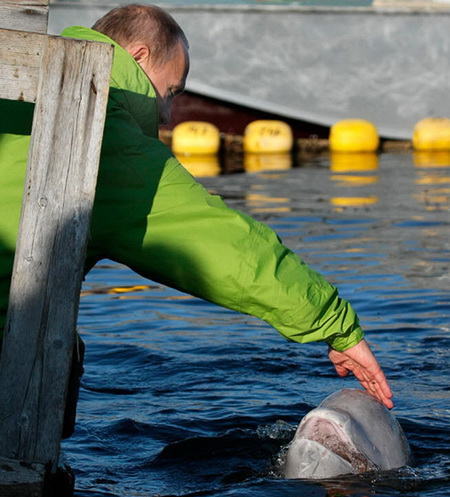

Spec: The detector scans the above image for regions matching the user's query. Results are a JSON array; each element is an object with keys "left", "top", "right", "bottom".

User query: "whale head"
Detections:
[{"left": 282, "top": 389, "right": 411, "bottom": 479}]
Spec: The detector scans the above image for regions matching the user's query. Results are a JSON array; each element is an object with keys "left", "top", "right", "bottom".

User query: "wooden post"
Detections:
[
  {"left": 0, "top": 29, "right": 44, "bottom": 103},
  {"left": 0, "top": 0, "right": 49, "bottom": 33},
  {"left": 0, "top": 2, "right": 113, "bottom": 495}
]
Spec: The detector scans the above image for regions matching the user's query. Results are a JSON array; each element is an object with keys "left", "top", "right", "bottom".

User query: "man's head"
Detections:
[{"left": 92, "top": 4, "right": 189, "bottom": 124}]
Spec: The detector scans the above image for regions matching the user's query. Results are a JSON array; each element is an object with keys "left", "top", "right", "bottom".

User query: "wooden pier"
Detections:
[{"left": 0, "top": 1, "right": 113, "bottom": 495}]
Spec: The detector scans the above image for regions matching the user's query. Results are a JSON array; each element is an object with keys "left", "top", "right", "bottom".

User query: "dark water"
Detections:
[{"left": 64, "top": 151, "right": 450, "bottom": 497}]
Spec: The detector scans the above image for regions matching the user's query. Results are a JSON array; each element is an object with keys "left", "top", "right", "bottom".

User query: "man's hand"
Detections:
[{"left": 328, "top": 338, "right": 394, "bottom": 409}]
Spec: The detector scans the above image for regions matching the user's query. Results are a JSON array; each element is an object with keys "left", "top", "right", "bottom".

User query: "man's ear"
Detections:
[{"left": 128, "top": 45, "right": 150, "bottom": 65}]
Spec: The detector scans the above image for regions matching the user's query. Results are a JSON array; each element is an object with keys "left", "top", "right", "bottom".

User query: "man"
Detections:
[{"left": 0, "top": 4, "right": 393, "bottom": 409}]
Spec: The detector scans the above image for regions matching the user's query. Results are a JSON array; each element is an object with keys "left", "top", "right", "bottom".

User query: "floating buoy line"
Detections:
[{"left": 159, "top": 118, "right": 450, "bottom": 176}]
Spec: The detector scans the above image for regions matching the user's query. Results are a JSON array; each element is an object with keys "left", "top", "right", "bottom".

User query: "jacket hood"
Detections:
[{"left": 61, "top": 26, "right": 159, "bottom": 138}]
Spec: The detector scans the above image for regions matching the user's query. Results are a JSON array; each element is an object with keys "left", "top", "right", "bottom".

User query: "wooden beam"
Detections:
[
  {"left": 0, "top": 34, "right": 113, "bottom": 472},
  {"left": 0, "top": 0, "right": 49, "bottom": 33},
  {"left": 0, "top": 458, "right": 46, "bottom": 497},
  {"left": 0, "top": 29, "right": 44, "bottom": 103}
]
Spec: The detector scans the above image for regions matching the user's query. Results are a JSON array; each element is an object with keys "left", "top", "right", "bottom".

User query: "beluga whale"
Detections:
[{"left": 282, "top": 389, "right": 411, "bottom": 479}]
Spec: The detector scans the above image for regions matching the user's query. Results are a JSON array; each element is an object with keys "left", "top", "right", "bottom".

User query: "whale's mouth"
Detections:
[{"left": 299, "top": 417, "right": 376, "bottom": 474}]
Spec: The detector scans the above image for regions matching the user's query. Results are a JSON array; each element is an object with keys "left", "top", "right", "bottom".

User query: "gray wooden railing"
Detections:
[{"left": 0, "top": 1, "right": 113, "bottom": 495}]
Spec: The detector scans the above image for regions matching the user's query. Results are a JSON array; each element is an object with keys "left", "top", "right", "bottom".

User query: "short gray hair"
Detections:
[{"left": 92, "top": 4, "right": 188, "bottom": 68}]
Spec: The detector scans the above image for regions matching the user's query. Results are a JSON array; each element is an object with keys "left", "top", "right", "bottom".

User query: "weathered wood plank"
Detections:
[
  {"left": 0, "top": 457, "right": 46, "bottom": 497},
  {"left": 0, "top": 0, "right": 49, "bottom": 33},
  {"left": 0, "top": 29, "right": 44, "bottom": 103},
  {"left": 0, "top": 35, "right": 113, "bottom": 471}
]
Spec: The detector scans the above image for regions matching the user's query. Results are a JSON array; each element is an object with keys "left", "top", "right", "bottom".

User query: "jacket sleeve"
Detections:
[{"left": 89, "top": 104, "right": 364, "bottom": 352}]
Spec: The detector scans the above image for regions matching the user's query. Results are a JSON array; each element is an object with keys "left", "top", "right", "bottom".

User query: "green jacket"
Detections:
[{"left": 0, "top": 27, "right": 363, "bottom": 351}]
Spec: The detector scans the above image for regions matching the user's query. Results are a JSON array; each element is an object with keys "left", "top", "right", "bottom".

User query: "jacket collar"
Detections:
[{"left": 61, "top": 26, "right": 159, "bottom": 138}]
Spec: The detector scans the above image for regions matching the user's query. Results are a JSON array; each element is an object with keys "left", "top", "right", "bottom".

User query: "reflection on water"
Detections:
[
  {"left": 175, "top": 153, "right": 221, "bottom": 177},
  {"left": 329, "top": 153, "right": 379, "bottom": 206},
  {"left": 414, "top": 150, "right": 450, "bottom": 168},
  {"left": 67, "top": 151, "right": 449, "bottom": 497},
  {"left": 330, "top": 151, "right": 379, "bottom": 172},
  {"left": 412, "top": 152, "right": 450, "bottom": 213},
  {"left": 244, "top": 153, "right": 293, "bottom": 172},
  {"left": 246, "top": 191, "right": 291, "bottom": 214}
]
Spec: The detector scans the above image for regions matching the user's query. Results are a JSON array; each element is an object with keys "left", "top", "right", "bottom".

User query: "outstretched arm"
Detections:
[
  {"left": 92, "top": 118, "right": 383, "bottom": 380},
  {"left": 328, "top": 339, "right": 393, "bottom": 409}
]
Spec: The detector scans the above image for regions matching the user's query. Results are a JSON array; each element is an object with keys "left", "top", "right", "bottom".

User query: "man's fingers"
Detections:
[
  {"left": 328, "top": 344, "right": 394, "bottom": 409},
  {"left": 334, "top": 364, "right": 349, "bottom": 377},
  {"left": 358, "top": 373, "right": 393, "bottom": 409}
]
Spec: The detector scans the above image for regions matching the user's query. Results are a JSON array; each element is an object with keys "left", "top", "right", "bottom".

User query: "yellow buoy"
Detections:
[
  {"left": 244, "top": 120, "right": 293, "bottom": 154},
  {"left": 329, "top": 119, "right": 379, "bottom": 153},
  {"left": 172, "top": 121, "right": 220, "bottom": 155},
  {"left": 412, "top": 117, "right": 450, "bottom": 151}
]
